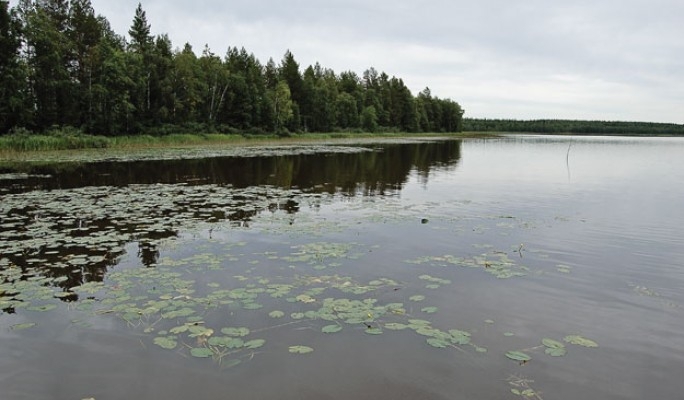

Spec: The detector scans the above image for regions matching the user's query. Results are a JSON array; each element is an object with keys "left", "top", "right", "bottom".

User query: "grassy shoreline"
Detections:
[{"left": 0, "top": 132, "right": 493, "bottom": 155}]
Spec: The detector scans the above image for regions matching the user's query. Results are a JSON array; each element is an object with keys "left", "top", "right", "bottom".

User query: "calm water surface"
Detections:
[{"left": 1, "top": 136, "right": 683, "bottom": 400}]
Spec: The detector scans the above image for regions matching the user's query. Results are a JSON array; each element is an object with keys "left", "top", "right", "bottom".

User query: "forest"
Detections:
[
  {"left": 463, "top": 118, "right": 684, "bottom": 136},
  {"left": 0, "top": 1, "right": 464, "bottom": 137}
]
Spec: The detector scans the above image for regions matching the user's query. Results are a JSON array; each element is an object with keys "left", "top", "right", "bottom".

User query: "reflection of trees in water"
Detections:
[
  {"left": 0, "top": 206, "right": 179, "bottom": 304},
  {"left": 138, "top": 241, "right": 160, "bottom": 267},
  {"left": 0, "top": 140, "right": 461, "bottom": 305},
  {"left": 9, "top": 140, "right": 462, "bottom": 195}
]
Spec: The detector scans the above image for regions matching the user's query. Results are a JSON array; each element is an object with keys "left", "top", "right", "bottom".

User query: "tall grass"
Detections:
[
  {"left": 0, "top": 134, "right": 109, "bottom": 151},
  {"left": 0, "top": 128, "right": 470, "bottom": 155},
  {"left": 0, "top": 132, "right": 250, "bottom": 153}
]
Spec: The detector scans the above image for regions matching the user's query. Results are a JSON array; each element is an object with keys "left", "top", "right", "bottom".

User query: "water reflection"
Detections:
[
  {"left": 0, "top": 140, "right": 461, "bottom": 304},
  {"left": 0, "top": 140, "right": 461, "bottom": 195}
]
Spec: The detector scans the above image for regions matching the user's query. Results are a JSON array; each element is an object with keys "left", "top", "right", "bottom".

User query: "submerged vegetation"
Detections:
[{"left": 0, "top": 1, "right": 463, "bottom": 139}]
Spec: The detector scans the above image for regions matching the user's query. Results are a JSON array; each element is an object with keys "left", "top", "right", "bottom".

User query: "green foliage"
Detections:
[
  {"left": 505, "top": 351, "right": 532, "bottom": 362},
  {"left": 288, "top": 345, "right": 314, "bottom": 354},
  {"left": 1, "top": 1, "right": 463, "bottom": 138},
  {"left": 0, "top": 1, "right": 28, "bottom": 132},
  {"left": 564, "top": 335, "right": 598, "bottom": 348}
]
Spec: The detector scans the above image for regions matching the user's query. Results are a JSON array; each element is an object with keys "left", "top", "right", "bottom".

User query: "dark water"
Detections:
[{"left": 1, "top": 136, "right": 683, "bottom": 400}]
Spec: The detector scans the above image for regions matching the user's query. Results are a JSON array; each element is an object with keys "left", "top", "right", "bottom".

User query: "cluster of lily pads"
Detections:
[
  {"left": 405, "top": 251, "right": 530, "bottom": 279},
  {"left": 0, "top": 183, "right": 333, "bottom": 294},
  {"left": 1, "top": 174, "right": 601, "bottom": 388},
  {"left": 505, "top": 335, "right": 599, "bottom": 364},
  {"left": 3, "top": 233, "right": 600, "bottom": 374}
]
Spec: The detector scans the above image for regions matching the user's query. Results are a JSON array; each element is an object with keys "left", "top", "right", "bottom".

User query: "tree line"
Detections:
[
  {"left": 463, "top": 119, "right": 684, "bottom": 136},
  {"left": 0, "top": 1, "right": 464, "bottom": 136}
]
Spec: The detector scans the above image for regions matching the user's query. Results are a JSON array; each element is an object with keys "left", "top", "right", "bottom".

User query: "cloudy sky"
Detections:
[{"left": 13, "top": 0, "right": 684, "bottom": 123}]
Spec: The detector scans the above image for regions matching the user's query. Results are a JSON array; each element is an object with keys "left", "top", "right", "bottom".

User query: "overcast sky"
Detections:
[{"left": 12, "top": 0, "right": 684, "bottom": 123}]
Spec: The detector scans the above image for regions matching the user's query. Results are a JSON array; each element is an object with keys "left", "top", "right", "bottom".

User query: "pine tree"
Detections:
[
  {"left": 128, "top": 3, "right": 151, "bottom": 54},
  {"left": 0, "top": 1, "right": 27, "bottom": 133}
]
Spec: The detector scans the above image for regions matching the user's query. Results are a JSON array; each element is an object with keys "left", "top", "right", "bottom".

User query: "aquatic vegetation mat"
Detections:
[{"left": 0, "top": 175, "right": 601, "bottom": 396}]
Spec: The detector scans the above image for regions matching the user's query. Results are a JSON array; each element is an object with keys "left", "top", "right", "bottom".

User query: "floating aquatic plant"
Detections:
[
  {"left": 506, "top": 351, "right": 532, "bottom": 362},
  {"left": 564, "top": 335, "right": 598, "bottom": 348},
  {"left": 289, "top": 345, "right": 314, "bottom": 354}
]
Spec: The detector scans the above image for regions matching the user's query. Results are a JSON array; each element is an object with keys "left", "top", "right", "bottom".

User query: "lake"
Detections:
[{"left": 1, "top": 135, "right": 683, "bottom": 400}]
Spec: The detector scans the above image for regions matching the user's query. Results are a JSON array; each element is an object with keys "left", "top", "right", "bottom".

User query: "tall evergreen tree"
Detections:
[
  {"left": 0, "top": 1, "right": 28, "bottom": 133},
  {"left": 67, "top": 0, "right": 102, "bottom": 130},
  {"left": 279, "top": 50, "right": 303, "bottom": 131},
  {"left": 128, "top": 3, "right": 151, "bottom": 53},
  {"left": 23, "top": 0, "right": 77, "bottom": 128},
  {"left": 127, "top": 2, "right": 154, "bottom": 129}
]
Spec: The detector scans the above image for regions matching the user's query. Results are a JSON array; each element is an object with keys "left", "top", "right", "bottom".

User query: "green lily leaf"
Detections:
[
  {"left": 505, "top": 351, "right": 531, "bottom": 362},
  {"left": 221, "top": 327, "right": 250, "bottom": 337},
  {"left": 322, "top": 325, "right": 343, "bottom": 334},
  {"left": 545, "top": 347, "right": 567, "bottom": 357},
  {"left": 289, "top": 345, "right": 314, "bottom": 354},
  {"left": 564, "top": 335, "right": 598, "bottom": 348},
  {"left": 11, "top": 322, "right": 36, "bottom": 330},
  {"left": 384, "top": 323, "right": 408, "bottom": 331},
  {"left": 542, "top": 338, "right": 565, "bottom": 349},
  {"left": 153, "top": 336, "right": 178, "bottom": 350},
  {"left": 190, "top": 347, "right": 214, "bottom": 358},
  {"left": 244, "top": 339, "right": 266, "bottom": 349},
  {"left": 427, "top": 338, "right": 450, "bottom": 348}
]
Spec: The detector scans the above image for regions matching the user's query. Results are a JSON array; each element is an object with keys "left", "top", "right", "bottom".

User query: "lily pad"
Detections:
[
  {"left": 427, "top": 338, "right": 450, "bottom": 348},
  {"left": 221, "top": 327, "right": 250, "bottom": 337},
  {"left": 190, "top": 347, "right": 214, "bottom": 358},
  {"left": 188, "top": 326, "right": 214, "bottom": 338},
  {"left": 409, "top": 295, "right": 426, "bottom": 302},
  {"left": 289, "top": 345, "right": 314, "bottom": 354},
  {"left": 421, "top": 306, "right": 438, "bottom": 314},
  {"left": 505, "top": 351, "right": 531, "bottom": 362},
  {"left": 268, "top": 310, "right": 285, "bottom": 318},
  {"left": 153, "top": 336, "right": 178, "bottom": 350},
  {"left": 542, "top": 338, "right": 565, "bottom": 349},
  {"left": 322, "top": 325, "right": 343, "bottom": 334},
  {"left": 244, "top": 339, "right": 266, "bottom": 349},
  {"left": 545, "top": 347, "right": 568, "bottom": 357},
  {"left": 11, "top": 322, "right": 37, "bottom": 330},
  {"left": 170, "top": 325, "right": 189, "bottom": 334},
  {"left": 564, "top": 335, "right": 598, "bottom": 348},
  {"left": 448, "top": 329, "right": 472, "bottom": 345},
  {"left": 384, "top": 323, "right": 408, "bottom": 331}
]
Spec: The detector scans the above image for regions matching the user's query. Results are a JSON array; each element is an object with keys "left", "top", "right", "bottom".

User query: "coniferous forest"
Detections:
[{"left": 0, "top": 1, "right": 465, "bottom": 137}]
